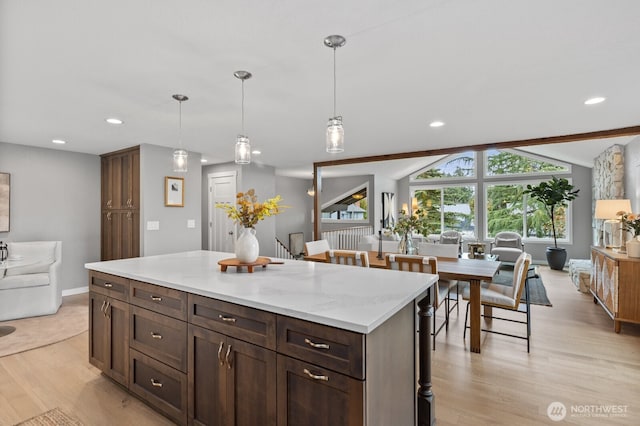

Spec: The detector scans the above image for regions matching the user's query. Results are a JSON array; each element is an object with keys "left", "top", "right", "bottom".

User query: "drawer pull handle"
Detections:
[
  {"left": 150, "top": 332, "right": 163, "bottom": 340},
  {"left": 217, "top": 341, "right": 225, "bottom": 366},
  {"left": 150, "top": 378, "right": 163, "bottom": 388},
  {"left": 105, "top": 301, "right": 111, "bottom": 319},
  {"left": 225, "top": 344, "right": 233, "bottom": 369},
  {"left": 150, "top": 296, "right": 162, "bottom": 302},
  {"left": 100, "top": 300, "right": 106, "bottom": 314},
  {"left": 303, "top": 368, "right": 329, "bottom": 381},
  {"left": 104, "top": 283, "right": 113, "bottom": 288},
  {"left": 304, "top": 338, "right": 330, "bottom": 350},
  {"left": 218, "top": 315, "right": 237, "bottom": 323}
]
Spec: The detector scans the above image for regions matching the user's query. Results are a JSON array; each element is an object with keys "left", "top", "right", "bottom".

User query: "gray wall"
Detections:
[
  {"left": 275, "top": 176, "right": 313, "bottom": 250},
  {"left": 625, "top": 136, "right": 640, "bottom": 212},
  {"left": 0, "top": 142, "right": 100, "bottom": 292},
  {"left": 140, "top": 144, "right": 202, "bottom": 256}
]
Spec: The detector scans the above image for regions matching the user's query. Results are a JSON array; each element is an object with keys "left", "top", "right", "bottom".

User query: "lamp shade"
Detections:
[{"left": 595, "top": 199, "right": 632, "bottom": 219}]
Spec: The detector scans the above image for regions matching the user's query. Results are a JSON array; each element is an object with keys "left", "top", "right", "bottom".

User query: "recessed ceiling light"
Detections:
[
  {"left": 52, "top": 139, "right": 66, "bottom": 144},
  {"left": 105, "top": 117, "right": 124, "bottom": 125},
  {"left": 430, "top": 121, "right": 445, "bottom": 128},
  {"left": 252, "top": 150, "right": 261, "bottom": 155},
  {"left": 584, "top": 97, "right": 605, "bottom": 105},
  {"left": 200, "top": 158, "right": 208, "bottom": 163}
]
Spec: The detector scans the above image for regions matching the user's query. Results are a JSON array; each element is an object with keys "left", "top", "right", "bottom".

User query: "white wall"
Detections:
[
  {"left": 625, "top": 136, "right": 640, "bottom": 212},
  {"left": 0, "top": 142, "right": 100, "bottom": 291},
  {"left": 140, "top": 144, "right": 202, "bottom": 256}
]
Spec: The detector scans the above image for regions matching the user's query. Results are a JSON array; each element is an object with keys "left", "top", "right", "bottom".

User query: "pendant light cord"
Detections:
[
  {"left": 241, "top": 80, "right": 245, "bottom": 134},
  {"left": 178, "top": 100, "right": 182, "bottom": 147},
  {"left": 333, "top": 47, "right": 337, "bottom": 117}
]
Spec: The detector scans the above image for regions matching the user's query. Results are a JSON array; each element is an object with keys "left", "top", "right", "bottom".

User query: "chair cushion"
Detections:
[
  {"left": 441, "top": 236, "right": 459, "bottom": 245},
  {"left": 491, "top": 247, "right": 522, "bottom": 263},
  {"left": 0, "top": 273, "right": 50, "bottom": 290},
  {"left": 462, "top": 283, "right": 517, "bottom": 308},
  {"left": 5, "top": 241, "right": 57, "bottom": 276}
]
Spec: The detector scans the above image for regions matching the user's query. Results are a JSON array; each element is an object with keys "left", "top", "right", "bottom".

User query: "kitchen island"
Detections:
[{"left": 85, "top": 250, "right": 437, "bottom": 425}]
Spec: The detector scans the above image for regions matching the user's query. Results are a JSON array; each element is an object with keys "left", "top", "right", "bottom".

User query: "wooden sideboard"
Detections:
[{"left": 590, "top": 246, "right": 640, "bottom": 332}]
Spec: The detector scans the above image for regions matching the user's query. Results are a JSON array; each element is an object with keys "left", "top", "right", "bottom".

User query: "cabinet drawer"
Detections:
[
  {"left": 130, "top": 280, "right": 187, "bottom": 320},
  {"left": 189, "top": 294, "right": 276, "bottom": 350},
  {"left": 276, "top": 354, "right": 364, "bottom": 426},
  {"left": 277, "top": 316, "right": 364, "bottom": 379},
  {"left": 129, "top": 349, "right": 187, "bottom": 426},
  {"left": 89, "top": 271, "right": 129, "bottom": 302},
  {"left": 130, "top": 306, "right": 187, "bottom": 372}
]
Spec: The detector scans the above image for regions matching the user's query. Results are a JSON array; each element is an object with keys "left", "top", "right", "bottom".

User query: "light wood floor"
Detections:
[{"left": 0, "top": 267, "right": 638, "bottom": 425}]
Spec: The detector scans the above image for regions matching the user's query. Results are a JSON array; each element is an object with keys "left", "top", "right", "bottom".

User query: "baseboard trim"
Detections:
[{"left": 62, "top": 286, "right": 88, "bottom": 296}]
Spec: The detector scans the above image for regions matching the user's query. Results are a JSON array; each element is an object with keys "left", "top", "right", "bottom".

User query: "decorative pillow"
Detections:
[
  {"left": 5, "top": 241, "right": 57, "bottom": 276},
  {"left": 496, "top": 238, "right": 520, "bottom": 248},
  {"left": 441, "top": 236, "right": 459, "bottom": 245}
]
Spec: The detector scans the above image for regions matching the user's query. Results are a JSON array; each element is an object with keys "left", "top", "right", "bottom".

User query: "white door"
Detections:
[{"left": 208, "top": 172, "right": 237, "bottom": 252}]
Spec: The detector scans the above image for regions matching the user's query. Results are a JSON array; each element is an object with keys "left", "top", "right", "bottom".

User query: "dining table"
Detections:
[{"left": 304, "top": 250, "right": 502, "bottom": 353}]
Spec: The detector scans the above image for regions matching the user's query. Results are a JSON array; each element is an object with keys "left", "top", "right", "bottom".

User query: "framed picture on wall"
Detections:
[
  {"left": 0, "top": 173, "right": 9, "bottom": 232},
  {"left": 165, "top": 176, "right": 184, "bottom": 207}
]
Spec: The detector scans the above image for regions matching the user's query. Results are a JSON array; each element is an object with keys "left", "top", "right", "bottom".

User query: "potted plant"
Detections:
[
  {"left": 393, "top": 208, "right": 433, "bottom": 254},
  {"left": 524, "top": 176, "right": 580, "bottom": 270}
]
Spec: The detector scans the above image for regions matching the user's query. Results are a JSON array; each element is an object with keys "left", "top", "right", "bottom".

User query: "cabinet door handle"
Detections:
[
  {"left": 225, "top": 344, "right": 233, "bottom": 369},
  {"left": 218, "top": 314, "right": 237, "bottom": 324},
  {"left": 304, "top": 338, "right": 330, "bottom": 350},
  {"left": 107, "top": 200, "right": 112, "bottom": 208},
  {"left": 150, "top": 378, "right": 163, "bottom": 388},
  {"left": 106, "top": 212, "right": 112, "bottom": 220},
  {"left": 104, "top": 282, "right": 113, "bottom": 288},
  {"left": 150, "top": 295, "right": 162, "bottom": 302},
  {"left": 217, "top": 341, "right": 225, "bottom": 366},
  {"left": 100, "top": 300, "right": 106, "bottom": 315},
  {"left": 303, "top": 368, "right": 329, "bottom": 381},
  {"left": 150, "top": 332, "right": 163, "bottom": 340},
  {"left": 126, "top": 211, "right": 132, "bottom": 220},
  {"left": 105, "top": 301, "right": 111, "bottom": 319}
]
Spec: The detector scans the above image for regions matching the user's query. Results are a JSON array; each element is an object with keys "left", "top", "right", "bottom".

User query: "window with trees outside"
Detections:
[
  {"left": 412, "top": 185, "right": 476, "bottom": 237},
  {"left": 412, "top": 151, "right": 476, "bottom": 180}
]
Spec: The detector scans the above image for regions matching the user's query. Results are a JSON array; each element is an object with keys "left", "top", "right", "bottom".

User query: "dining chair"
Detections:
[
  {"left": 303, "top": 239, "right": 330, "bottom": 256},
  {"left": 385, "top": 254, "right": 458, "bottom": 350},
  {"left": 462, "top": 251, "right": 533, "bottom": 352},
  {"left": 325, "top": 250, "right": 370, "bottom": 267}
]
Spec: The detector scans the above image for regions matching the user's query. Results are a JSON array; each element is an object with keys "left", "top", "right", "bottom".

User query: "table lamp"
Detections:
[{"left": 595, "top": 199, "right": 632, "bottom": 251}]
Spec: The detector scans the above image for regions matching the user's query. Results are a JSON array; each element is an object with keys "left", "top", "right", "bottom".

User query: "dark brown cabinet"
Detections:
[
  {"left": 101, "top": 146, "right": 140, "bottom": 261},
  {"left": 188, "top": 324, "right": 277, "bottom": 426},
  {"left": 89, "top": 291, "right": 130, "bottom": 387}
]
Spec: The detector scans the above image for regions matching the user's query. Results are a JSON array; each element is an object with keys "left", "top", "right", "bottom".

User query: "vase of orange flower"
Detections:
[{"left": 216, "top": 189, "right": 286, "bottom": 263}]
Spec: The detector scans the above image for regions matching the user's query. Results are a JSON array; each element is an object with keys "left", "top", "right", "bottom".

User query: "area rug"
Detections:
[
  {"left": 0, "top": 293, "right": 87, "bottom": 358},
  {"left": 492, "top": 265, "right": 553, "bottom": 306},
  {"left": 14, "top": 407, "right": 83, "bottom": 426}
]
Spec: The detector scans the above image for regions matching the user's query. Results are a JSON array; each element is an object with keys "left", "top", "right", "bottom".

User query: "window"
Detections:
[
  {"left": 321, "top": 184, "right": 368, "bottom": 223},
  {"left": 485, "top": 149, "right": 569, "bottom": 177},
  {"left": 412, "top": 184, "right": 476, "bottom": 236},
  {"left": 485, "top": 180, "right": 572, "bottom": 242},
  {"left": 412, "top": 151, "right": 476, "bottom": 181}
]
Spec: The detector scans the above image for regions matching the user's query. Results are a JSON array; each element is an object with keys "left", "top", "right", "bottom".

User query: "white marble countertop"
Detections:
[{"left": 85, "top": 250, "right": 436, "bottom": 334}]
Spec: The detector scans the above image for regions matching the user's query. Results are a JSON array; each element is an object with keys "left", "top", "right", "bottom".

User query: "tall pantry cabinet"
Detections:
[{"left": 101, "top": 146, "right": 140, "bottom": 260}]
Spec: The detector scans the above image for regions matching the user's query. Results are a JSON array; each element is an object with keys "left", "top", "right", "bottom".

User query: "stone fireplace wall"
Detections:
[{"left": 592, "top": 144, "right": 625, "bottom": 245}]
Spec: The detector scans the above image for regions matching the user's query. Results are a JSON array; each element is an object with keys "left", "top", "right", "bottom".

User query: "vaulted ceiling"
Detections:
[{"left": 2, "top": 0, "right": 639, "bottom": 178}]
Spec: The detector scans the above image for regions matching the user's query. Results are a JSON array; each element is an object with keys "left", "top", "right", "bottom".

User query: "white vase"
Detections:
[
  {"left": 626, "top": 236, "right": 640, "bottom": 258},
  {"left": 235, "top": 227, "right": 260, "bottom": 263}
]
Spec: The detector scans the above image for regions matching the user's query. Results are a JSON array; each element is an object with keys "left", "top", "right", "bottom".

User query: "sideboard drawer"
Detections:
[
  {"left": 130, "top": 280, "right": 187, "bottom": 320},
  {"left": 189, "top": 294, "right": 276, "bottom": 350},
  {"left": 129, "top": 349, "right": 187, "bottom": 426},
  {"left": 89, "top": 271, "right": 129, "bottom": 302},
  {"left": 130, "top": 306, "right": 187, "bottom": 372},
  {"left": 277, "top": 316, "right": 364, "bottom": 380}
]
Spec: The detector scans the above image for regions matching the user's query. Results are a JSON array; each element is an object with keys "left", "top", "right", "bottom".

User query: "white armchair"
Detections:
[
  {"left": 0, "top": 241, "right": 62, "bottom": 321},
  {"left": 490, "top": 232, "right": 524, "bottom": 263}
]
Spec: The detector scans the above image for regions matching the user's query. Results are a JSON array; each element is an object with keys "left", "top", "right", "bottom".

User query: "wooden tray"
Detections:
[{"left": 218, "top": 257, "right": 283, "bottom": 273}]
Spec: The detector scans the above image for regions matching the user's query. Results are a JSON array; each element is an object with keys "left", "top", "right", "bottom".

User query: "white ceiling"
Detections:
[{"left": 2, "top": 0, "right": 639, "bottom": 179}]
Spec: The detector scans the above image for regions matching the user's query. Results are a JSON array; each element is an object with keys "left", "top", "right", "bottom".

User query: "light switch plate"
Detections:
[
  {"left": 147, "top": 221, "right": 160, "bottom": 231},
  {"left": 187, "top": 219, "right": 196, "bottom": 228}
]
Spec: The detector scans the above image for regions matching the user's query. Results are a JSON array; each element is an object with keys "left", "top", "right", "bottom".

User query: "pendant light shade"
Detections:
[
  {"left": 234, "top": 71, "right": 252, "bottom": 165},
  {"left": 324, "top": 35, "right": 346, "bottom": 154},
  {"left": 172, "top": 94, "right": 189, "bottom": 172}
]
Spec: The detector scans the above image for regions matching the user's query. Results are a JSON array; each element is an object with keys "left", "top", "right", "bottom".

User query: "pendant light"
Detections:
[
  {"left": 324, "top": 35, "right": 346, "bottom": 153},
  {"left": 172, "top": 94, "right": 189, "bottom": 172},
  {"left": 234, "top": 70, "right": 252, "bottom": 164}
]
